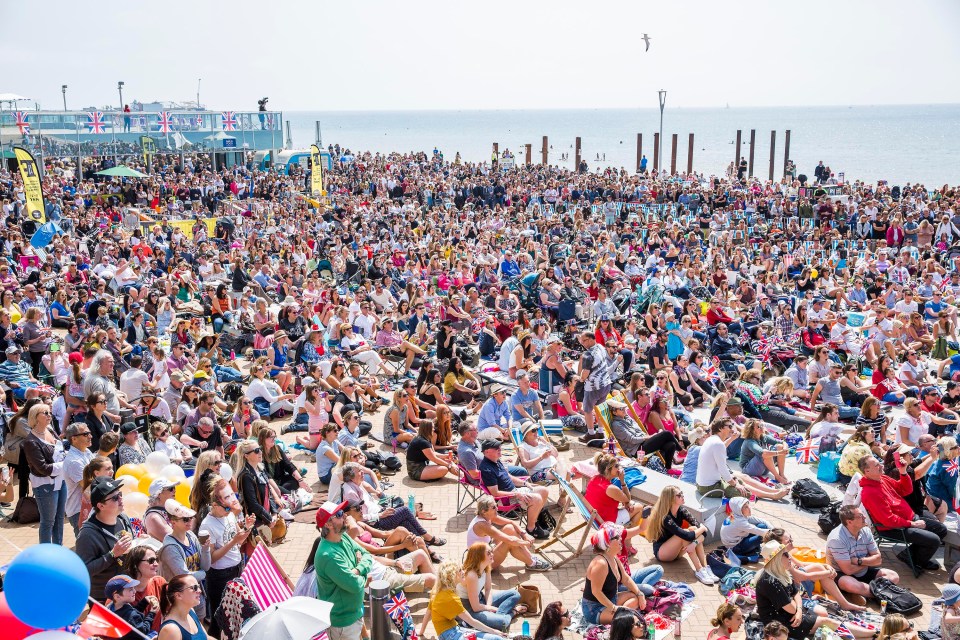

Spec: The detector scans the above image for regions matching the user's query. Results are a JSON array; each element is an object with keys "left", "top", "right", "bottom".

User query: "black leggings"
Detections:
[{"left": 639, "top": 431, "right": 683, "bottom": 469}]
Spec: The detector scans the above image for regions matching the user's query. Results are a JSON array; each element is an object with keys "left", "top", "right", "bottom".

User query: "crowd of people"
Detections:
[{"left": 1, "top": 143, "right": 960, "bottom": 640}]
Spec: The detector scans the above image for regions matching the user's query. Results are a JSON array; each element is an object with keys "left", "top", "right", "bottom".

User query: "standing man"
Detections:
[
  {"left": 578, "top": 331, "right": 612, "bottom": 444},
  {"left": 314, "top": 500, "right": 371, "bottom": 640},
  {"left": 64, "top": 423, "right": 96, "bottom": 535},
  {"left": 75, "top": 477, "right": 134, "bottom": 601}
]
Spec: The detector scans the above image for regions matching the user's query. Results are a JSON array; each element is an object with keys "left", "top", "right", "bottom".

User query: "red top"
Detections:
[
  {"left": 859, "top": 472, "right": 914, "bottom": 530},
  {"left": 706, "top": 307, "right": 733, "bottom": 326},
  {"left": 584, "top": 475, "right": 620, "bottom": 524}
]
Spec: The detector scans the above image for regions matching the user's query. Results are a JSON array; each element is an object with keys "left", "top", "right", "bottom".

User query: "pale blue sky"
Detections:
[{"left": 3, "top": 0, "right": 960, "bottom": 112}]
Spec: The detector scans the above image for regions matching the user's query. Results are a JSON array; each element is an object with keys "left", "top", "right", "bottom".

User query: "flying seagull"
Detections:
[{"left": 642, "top": 33, "right": 651, "bottom": 51}]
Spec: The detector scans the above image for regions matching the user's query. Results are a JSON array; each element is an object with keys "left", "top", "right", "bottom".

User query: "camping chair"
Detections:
[
  {"left": 872, "top": 524, "right": 921, "bottom": 578},
  {"left": 536, "top": 469, "right": 604, "bottom": 565},
  {"left": 456, "top": 463, "right": 525, "bottom": 524}
]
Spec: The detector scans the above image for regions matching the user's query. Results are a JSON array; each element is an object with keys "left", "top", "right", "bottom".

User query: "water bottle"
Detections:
[
  {"left": 647, "top": 621, "right": 655, "bottom": 640},
  {"left": 522, "top": 621, "right": 530, "bottom": 637},
  {"left": 607, "top": 436, "right": 616, "bottom": 455},
  {"left": 408, "top": 493, "right": 415, "bottom": 513},
  {"left": 230, "top": 349, "right": 236, "bottom": 361}
]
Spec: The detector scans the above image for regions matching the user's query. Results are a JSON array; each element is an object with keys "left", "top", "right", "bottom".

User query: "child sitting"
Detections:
[
  {"left": 719, "top": 497, "right": 769, "bottom": 563},
  {"left": 105, "top": 574, "right": 158, "bottom": 640}
]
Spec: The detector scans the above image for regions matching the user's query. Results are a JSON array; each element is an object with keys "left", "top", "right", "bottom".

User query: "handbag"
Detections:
[
  {"left": 10, "top": 495, "right": 39, "bottom": 524},
  {"left": 932, "top": 336, "right": 949, "bottom": 360},
  {"left": 516, "top": 582, "right": 542, "bottom": 615}
]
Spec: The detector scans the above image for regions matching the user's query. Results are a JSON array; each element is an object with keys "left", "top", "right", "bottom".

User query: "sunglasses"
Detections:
[
  {"left": 142, "top": 557, "right": 159, "bottom": 564},
  {"left": 105, "top": 494, "right": 123, "bottom": 503},
  {"left": 182, "top": 584, "right": 202, "bottom": 592},
  {"left": 248, "top": 447, "right": 262, "bottom": 454},
  {"left": 158, "top": 430, "right": 169, "bottom": 437}
]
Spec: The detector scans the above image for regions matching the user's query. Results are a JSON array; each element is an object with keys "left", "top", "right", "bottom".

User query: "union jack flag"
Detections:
[
  {"left": 946, "top": 459, "right": 959, "bottom": 476},
  {"left": 13, "top": 111, "right": 29, "bottom": 134},
  {"left": 310, "top": 633, "right": 329, "bottom": 640},
  {"left": 384, "top": 592, "right": 409, "bottom": 619},
  {"left": 195, "top": 114, "right": 203, "bottom": 128},
  {"left": 705, "top": 356, "right": 722, "bottom": 382},
  {"left": 265, "top": 113, "right": 274, "bottom": 129},
  {"left": 157, "top": 111, "right": 173, "bottom": 133},
  {"left": 86, "top": 111, "right": 106, "bottom": 133},
  {"left": 796, "top": 438, "right": 821, "bottom": 464},
  {"left": 221, "top": 110, "right": 238, "bottom": 131}
]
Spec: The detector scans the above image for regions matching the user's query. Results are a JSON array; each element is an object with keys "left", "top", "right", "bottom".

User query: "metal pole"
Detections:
[
  {"left": 525, "top": 143, "right": 531, "bottom": 166},
  {"left": 315, "top": 121, "right": 320, "bottom": 145},
  {"left": 575, "top": 137, "right": 581, "bottom": 170},
  {"left": 61, "top": 85, "right": 67, "bottom": 111},
  {"left": 370, "top": 580, "right": 401, "bottom": 640},
  {"left": 541, "top": 135, "right": 548, "bottom": 165},
  {"left": 748, "top": 129, "right": 756, "bottom": 178},
  {"left": 36, "top": 106, "right": 44, "bottom": 176},
  {"left": 657, "top": 90, "right": 667, "bottom": 171},
  {"left": 769, "top": 130, "right": 776, "bottom": 182},
  {"left": 783, "top": 129, "right": 791, "bottom": 179},
  {"left": 197, "top": 78, "right": 201, "bottom": 109},
  {"left": 117, "top": 81, "right": 124, "bottom": 110},
  {"left": 76, "top": 115, "right": 82, "bottom": 180},
  {"left": 285, "top": 121, "right": 292, "bottom": 148}
]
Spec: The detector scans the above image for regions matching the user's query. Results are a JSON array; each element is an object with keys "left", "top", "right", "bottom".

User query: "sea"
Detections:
[{"left": 286, "top": 104, "right": 960, "bottom": 187}]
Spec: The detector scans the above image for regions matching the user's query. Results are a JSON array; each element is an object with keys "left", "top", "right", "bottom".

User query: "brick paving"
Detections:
[{"left": 0, "top": 406, "right": 948, "bottom": 639}]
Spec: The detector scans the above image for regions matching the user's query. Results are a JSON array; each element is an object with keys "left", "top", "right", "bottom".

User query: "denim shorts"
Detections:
[{"left": 581, "top": 598, "right": 607, "bottom": 625}]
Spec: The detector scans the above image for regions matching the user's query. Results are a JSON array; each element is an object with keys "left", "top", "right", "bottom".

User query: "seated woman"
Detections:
[
  {"left": 720, "top": 496, "right": 770, "bottom": 563},
  {"left": 328, "top": 446, "right": 385, "bottom": 505},
  {"left": 315, "top": 424, "right": 342, "bottom": 485},
  {"left": 580, "top": 523, "right": 645, "bottom": 625},
  {"left": 233, "top": 440, "right": 289, "bottom": 537},
  {"left": 406, "top": 421, "right": 459, "bottom": 482},
  {"left": 838, "top": 423, "right": 883, "bottom": 486},
  {"left": 739, "top": 419, "right": 790, "bottom": 486},
  {"left": 151, "top": 422, "right": 193, "bottom": 466},
  {"left": 856, "top": 396, "right": 891, "bottom": 445},
  {"left": 872, "top": 366, "right": 909, "bottom": 405},
  {"left": 679, "top": 426, "right": 707, "bottom": 485},
  {"left": 466, "top": 495, "right": 551, "bottom": 572},
  {"left": 384, "top": 388, "right": 419, "bottom": 447},
  {"left": 245, "top": 364, "right": 295, "bottom": 417},
  {"left": 806, "top": 403, "right": 851, "bottom": 450},
  {"left": 117, "top": 422, "right": 153, "bottom": 466},
  {"left": 339, "top": 464, "right": 446, "bottom": 546},
  {"left": 927, "top": 436, "right": 960, "bottom": 516},
  {"left": 644, "top": 485, "right": 718, "bottom": 585},
  {"left": 259, "top": 426, "right": 311, "bottom": 497},
  {"left": 556, "top": 373, "right": 587, "bottom": 432},
  {"left": 342, "top": 500, "right": 441, "bottom": 566},
  {"left": 458, "top": 542, "right": 527, "bottom": 631},
  {"left": 295, "top": 384, "right": 331, "bottom": 451},
  {"left": 708, "top": 602, "right": 745, "bottom": 640},
  {"left": 765, "top": 377, "right": 818, "bottom": 423},
  {"left": 583, "top": 453, "right": 645, "bottom": 541},
  {"left": 419, "top": 560, "right": 507, "bottom": 640},
  {"left": 516, "top": 421, "right": 567, "bottom": 486},
  {"left": 443, "top": 356, "right": 482, "bottom": 412},
  {"left": 736, "top": 370, "right": 809, "bottom": 432},
  {"left": 755, "top": 540, "right": 835, "bottom": 640}
]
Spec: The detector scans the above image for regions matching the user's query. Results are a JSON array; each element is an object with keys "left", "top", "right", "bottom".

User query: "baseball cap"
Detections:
[
  {"left": 896, "top": 443, "right": 915, "bottom": 456},
  {"left": 315, "top": 500, "right": 349, "bottom": 529},
  {"left": 480, "top": 439, "right": 503, "bottom": 451},
  {"left": 90, "top": 477, "right": 124, "bottom": 506},
  {"left": 148, "top": 478, "right": 179, "bottom": 499},
  {"left": 68, "top": 351, "right": 83, "bottom": 364},
  {"left": 5, "top": 345, "right": 20, "bottom": 355},
  {"left": 164, "top": 498, "right": 196, "bottom": 519},
  {"left": 104, "top": 574, "right": 140, "bottom": 600},
  {"left": 120, "top": 422, "right": 138, "bottom": 435}
]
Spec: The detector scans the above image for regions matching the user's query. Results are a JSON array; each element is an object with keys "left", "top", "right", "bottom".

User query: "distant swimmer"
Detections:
[{"left": 642, "top": 33, "right": 651, "bottom": 51}]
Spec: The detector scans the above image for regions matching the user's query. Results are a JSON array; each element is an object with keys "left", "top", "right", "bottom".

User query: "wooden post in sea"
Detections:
[
  {"left": 575, "top": 137, "right": 582, "bottom": 169},
  {"left": 653, "top": 133, "right": 660, "bottom": 172},
  {"left": 769, "top": 130, "right": 777, "bottom": 181},
  {"left": 542, "top": 136, "right": 548, "bottom": 165},
  {"left": 492, "top": 143, "right": 498, "bottom": 169},
  {"left": 687, "top": 133, "right": 694, "bottom": 174},
  {"left": 670, "top": 134, "right": 678, "bottom": 175},
  {"left": 748, "top": 129, "right": 756, "bottom": 177},
  {"left": 735, "top": 130, "right": 742, "bottom": 169},
  {"left": 525, "top": 144, "right": 532, "bottom": 166},
  {"left": 783, "top": 130, "right": 791, "bottom": 178},
  {"left": 636, "top": 134, "right": 642, "bottom": 172}
]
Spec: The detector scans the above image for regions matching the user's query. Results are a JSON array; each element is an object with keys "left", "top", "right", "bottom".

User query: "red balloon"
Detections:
[{"left": 0, "top": 592, "right": 38, "bottom": 640}]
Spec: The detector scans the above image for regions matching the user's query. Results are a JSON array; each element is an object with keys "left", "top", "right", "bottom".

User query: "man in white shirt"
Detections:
[
  {"left": 119, "top": 356, "right": 151, "bottom": 402},
  {"left": 353, "top": 303, "right": 378, "bottom": 338},
  {"left": 368, "top": 281, "right": 395, "bottom": 313},
  {"left": 695, "top": 418, "right": 787, "bottom": 501},
  {"left": 63, "top": 423, "right": 96, "bottom": 535},
  {"left": 830, "top": 314, "right": 862, "bottom": 356}
]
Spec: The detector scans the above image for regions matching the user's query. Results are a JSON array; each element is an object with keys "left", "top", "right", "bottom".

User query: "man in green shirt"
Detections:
[{"left": 314, "top": 500, "right": 371, "bottom": 640}]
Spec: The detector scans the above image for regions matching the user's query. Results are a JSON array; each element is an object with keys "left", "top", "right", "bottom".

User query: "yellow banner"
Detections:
[
  {"left": 310, "top": 144, "right": 324, "bottom": 196},
  {"left": 140, "top": 136, "right": 157, "bottom": 168},
  {"left": 13, "top": 147, "right": 45, "bottom": 224},
  {"left": 141, "top": 218, "right": 217, "bottom": 237}
]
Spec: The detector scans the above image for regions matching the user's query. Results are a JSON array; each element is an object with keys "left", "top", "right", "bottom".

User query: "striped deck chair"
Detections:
[
  {"left": 535, "top": 469, "right": 604, "bottom": 565},
  {"left": 509, "top": 422, "right": 556, "bottom": 486},
  {"left": 593, "top": 396, "right": 629, "bottom": 458}
]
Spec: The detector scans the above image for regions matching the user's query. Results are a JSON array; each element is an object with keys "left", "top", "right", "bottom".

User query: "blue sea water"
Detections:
[{"left": 286, "top": 104, "right": 960, "bottom": 187}]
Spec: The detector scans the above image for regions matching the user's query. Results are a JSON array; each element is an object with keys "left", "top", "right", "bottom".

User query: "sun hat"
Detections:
[
  {"left": 148, "top": 478, "right": 179, "bottom": 499},
  {"left": 761, "top": 540, "right": 788, "bottom": 567},
  {"left": 943, "top": 584, "right": 960, "bottom": 606}
]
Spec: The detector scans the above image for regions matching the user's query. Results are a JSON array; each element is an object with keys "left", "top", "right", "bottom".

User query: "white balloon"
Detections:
[
  {"left": 116, "top": 474, "right": 140, "bottom": 495},
  {"left": 218, "top": 462, "right": 233, "bottom": 482},
  {"left": 124, "top": 491, "right": 149, "bottom": 518},
  {"left": 28, "top": 631, "right": 81, "bottom": 639},
  {"left": 161, "top": 464, "right": 187, "bottom": 481},
  {"left": 144, "top": 451, "right": 171, "bottom": 475}
]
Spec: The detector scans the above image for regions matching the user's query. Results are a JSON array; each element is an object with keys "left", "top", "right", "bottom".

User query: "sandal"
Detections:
[
  {"left": 512, "top": 604, "right": 529, "bottom": 617},
  {"left": 427, "top": 536, "right": 447, "bottom": 547},
  {"left": 417, "top": 510, "right": 437, "bottom": 520},
  {"left": 429, "top": 550, "right": 443, "bottom": 563}
]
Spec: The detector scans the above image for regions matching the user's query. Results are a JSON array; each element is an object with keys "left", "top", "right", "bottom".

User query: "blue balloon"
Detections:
[{"left": 5, "top": 544, "right": 90, "bottom": 630}]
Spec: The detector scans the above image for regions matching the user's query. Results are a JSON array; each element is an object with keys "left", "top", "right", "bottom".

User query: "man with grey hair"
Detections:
[
  {"left": 181, "top": 416, "right": 224, "bottom": 457},
  {"left": 63, "top": 422, "right": 96, "bottom": 535},
  {"left": 314, "top": 500, "right": 370, "bottom": 640},
  {"left": 83, "top": 350, "right": 133, "bottom": 421}
]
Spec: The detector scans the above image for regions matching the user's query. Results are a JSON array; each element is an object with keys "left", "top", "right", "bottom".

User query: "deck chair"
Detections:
[
  {"left": 535, "top": 469, "right": 604, "bottom": 565},
  {"left": 593, "top": 397, "right": 630, "bottom": 458},
  {"left": 873, "top": 524, "right": 921, "bottom": 578},
  {"left": 508, "top": 423, "right": 556, "bottom": 486}
]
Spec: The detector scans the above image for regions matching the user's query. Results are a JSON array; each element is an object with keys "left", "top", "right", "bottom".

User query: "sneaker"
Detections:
[
  {"left": 579, "top": 432, "right": 601, "bottom": 444},
  {"left": 694, "top": 568, "right": 715, "bottom": 585},
  {"left": 528, "top": 556, "right": 552, "bottom": 571},
  {"left": 704, "top": 567, "right": 721, "bottom": 583},
  {"left": 923, "top": 559, "right": 941, "bottom": 571},
  {"left": 279, "top": 508, "right": 295, "bottom": 522}
]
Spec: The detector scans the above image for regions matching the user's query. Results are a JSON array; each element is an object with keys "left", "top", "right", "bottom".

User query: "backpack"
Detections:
[
  {"left": 644, "top": 589, "right": 684, "bottom": 619},
  {"left": 791, "top": 478, "right": 831, "bottom": 511},
  {"left": 818, "top": 500, "right": 842, "bottom": 535},
  {"left": 869, "top": 577, "right": 922, "bottom": 615},
  {"left": 719, "top": 567, "right": 756, "bottom": 596}
]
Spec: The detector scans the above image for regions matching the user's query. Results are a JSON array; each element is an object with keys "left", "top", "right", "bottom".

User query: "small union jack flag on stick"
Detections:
[
  {"left": 221, "top": 110, "right": 238, "bottom": 131},
  {"left": 796, "top": 438, "right": 821, "bottom": 464},
  {"left": 13, "top": 111, "right": 29, "bottom": 134},
  {"left": 86, "top": 111, "right": 106, "bottom": 133}
]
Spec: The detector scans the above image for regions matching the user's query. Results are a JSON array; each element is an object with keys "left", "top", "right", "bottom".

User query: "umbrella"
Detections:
[
  {"left": 96, "top": 165, "right": 148, "bottom": 178},
  {"left": 239, "top": 597, "right": 332, "bottom": 640}
]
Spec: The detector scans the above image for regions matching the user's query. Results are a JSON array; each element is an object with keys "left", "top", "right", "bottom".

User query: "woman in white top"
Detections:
[
  {"left": 895, "top": 398, "right": 932, "bottom": 447},
  {"left": 457, "top": 542, "right": 527, "bottom": 630},
  {"left": 516, "top": 422, "right": 565, "bottom": 485},
  {"left": 327, "top": 446, "right": 383, "bottom": 504},
  {"left": 466, "top": 495, "right": 550, "bottom": 571},
  {"left": 244, "top": 364, "right": 295, "bottom": 415},
  {"left": 151, "top": 422, "right": 193, "bottom": 465}
]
